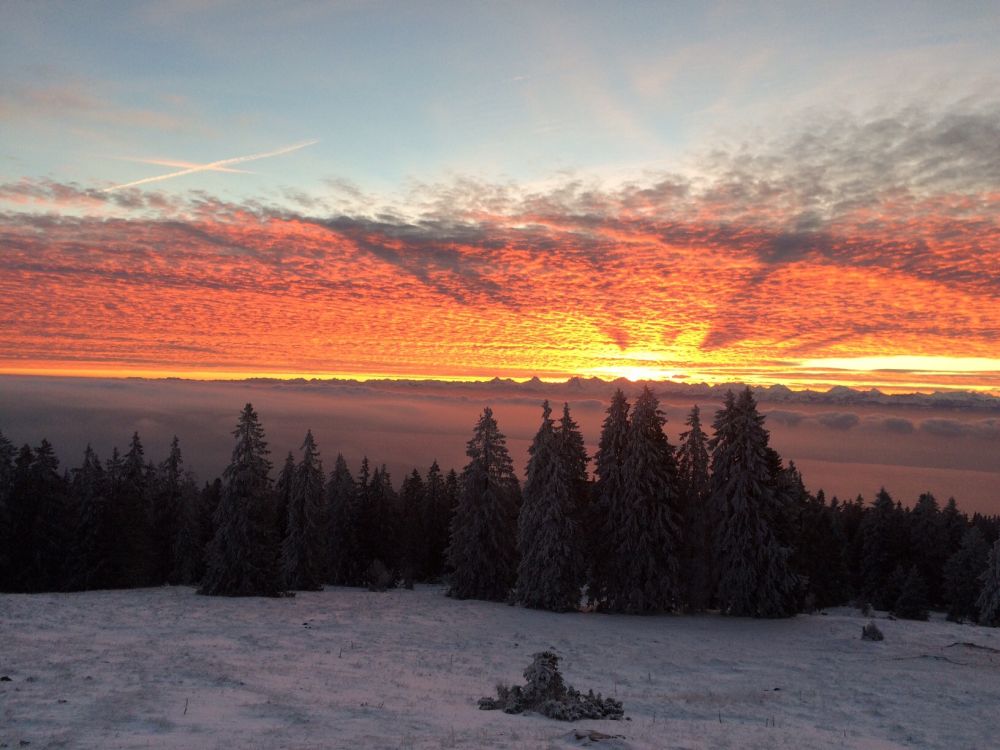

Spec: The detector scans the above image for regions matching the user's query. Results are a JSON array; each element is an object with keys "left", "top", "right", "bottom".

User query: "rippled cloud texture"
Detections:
[{"left": 1, "top": 102, "right": 999, "bottom": 390}]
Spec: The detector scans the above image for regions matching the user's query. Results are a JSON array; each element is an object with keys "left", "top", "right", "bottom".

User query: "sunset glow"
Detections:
[{"left": 1, "top": 3, "right": 998, "bottom": 394}]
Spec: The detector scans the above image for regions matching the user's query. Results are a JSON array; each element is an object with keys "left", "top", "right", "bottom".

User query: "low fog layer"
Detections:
[{"left": 1, "top": 376, "right": 997, "bottom": 514}]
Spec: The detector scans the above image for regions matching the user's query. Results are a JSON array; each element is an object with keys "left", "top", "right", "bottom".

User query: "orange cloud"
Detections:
[{"left": 1, "top": 104, "right": 998, "bottom": 391}]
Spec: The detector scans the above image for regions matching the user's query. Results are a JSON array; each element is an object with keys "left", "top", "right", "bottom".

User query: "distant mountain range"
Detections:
[{"left": 231, "top": 376, "right": 1000, "bottom": 411}]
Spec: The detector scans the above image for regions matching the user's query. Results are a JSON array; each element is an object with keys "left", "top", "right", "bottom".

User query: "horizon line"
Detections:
[{"left": 1, "top": 367, "right": 998, "bottom": 399}]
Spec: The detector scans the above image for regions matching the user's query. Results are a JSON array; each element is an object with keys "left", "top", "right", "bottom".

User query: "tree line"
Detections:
[{"left": 1, "top": 388, "right": 998, "bottom": 625}]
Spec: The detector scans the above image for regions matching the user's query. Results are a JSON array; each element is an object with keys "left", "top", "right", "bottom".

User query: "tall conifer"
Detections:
[
  {"left": 73, "top": 445, "right": 113, "bottom": 590},
  {"left": 709, "top": 388, "right": 796, "bottom": 617},
  {"left": 199, "top": 403, "right": 282, "bottom": 596},
  {"left": 515, "top": 402, "right": 584, "bottom": 611},
  {"left": 446, "top": 407, "right": 520, "bottom": 601},
  {"left": 422, "top": 461, "right": 451, "bottom": 580},
  {"left": 597, "top": 387, "right": 682, "bottom": 613},
  {"left": 327, "top": 453, "right": 364, "bottom": 585},
  {"left": 943, "top": 526, "right": 989, "bottom": 622},
  {"left": 281, "top": 430, "right": 327, "bottom": 591},
  {"left": 588, "top": 389, "right": 630, "bottom": 605},
  {"left": 977, "top": 539, "right": 1000, "bottom": 627},
  {"left": 676, "top": 405, "right": 711, "bottom": 611}
]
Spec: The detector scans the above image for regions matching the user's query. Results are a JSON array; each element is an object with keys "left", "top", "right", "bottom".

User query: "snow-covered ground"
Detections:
[{"left": 2, "top": 586, "right": 998, "bottom": 749}]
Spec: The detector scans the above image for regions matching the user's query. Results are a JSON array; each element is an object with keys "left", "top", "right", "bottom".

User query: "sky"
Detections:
[{"left": 1, "top": 1, "right": 999, "bottom": 391}]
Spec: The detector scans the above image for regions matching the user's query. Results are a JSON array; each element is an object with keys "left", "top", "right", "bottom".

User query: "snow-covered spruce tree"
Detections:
[
  {"left": 0, "top": 430, "right": 14, "bottom": 588},
  {"left": 421, "top": 461, "right": 451, "bottom": 580},
  {"left": 281, "top": 430, "right": 327, "bottom": 591},
  {"left": 557, "top": 403, "right": 591, "bottom": 520},
  {"left": 399, "top": 468, "right": 426, "bottom": 585},
  {"left": 109, "top": 432, "right": 153, "bottom": 587},
  {"left": 149, "top": 436, "right": 185, "bottom": 585},
  {"left": 709, "top": 388, "right": 796, "bottom": 618},
  {"left": 860, "top": 488, "right": 903, "bottom": 610},
  {"left": 943, "top": 526, "right": 990, "bottom": 622},
  {"left": 908, "top": 492, "right": 948, "bottom": 607},
  {"left": 354, "top": 457, "right": 374, "bottom": 574},
  {"left": 274, "top": 451, "right": 295, "bottom": 544},
  {"left": 676, "top": 404, "right": 712, "bottom": 611},
  {"left": 366, "top": 464, "right": 399, "bottom": 578},
  {"left": 30, "top": 439, "right": 74, "bottom": 591},
  {"left": 587, "top": 389, "right": 630, "bottom": 606},
  {"left": 599, "top": 386, "right": 682, "bottom": 614},
  {"left": 977, "top": 539, "right": 1000, "bottom": 627},
  {"left": 175, "top": 477, "right": 221, "bottom": 584},
  {"left": 447, "top": 407, "right": 521, "bottom": 601},
  {"left": 199, "top": 403, "right": 283, "bottom": 597},
  {"left": 170, "top": 473, "right": 207, "bottom": 586},
  {"left": 326, "top": 453, "right": 365, "bottom": 586},
  {"left": 72, "top": 445, "right": 114, "bottom": 590},
  {"left": 941, "top": 497, "right": 967, "bottom": 555},
  {"left": 515, "top": 401, "right": 585, "bottom": 612},
  {"left": 3, "top": 443, "right": 34, "bottom": 591},
  {"left": 796, "top": 486, "right": 851, "bottom": 609},
  {"left": 893, "top": 565, "right": 929, "bottom": 621}
]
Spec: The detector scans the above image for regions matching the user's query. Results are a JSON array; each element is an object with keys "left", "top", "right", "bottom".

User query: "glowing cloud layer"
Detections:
[{"left": 1, "top": 105, "right": 998, "bottom": 392}]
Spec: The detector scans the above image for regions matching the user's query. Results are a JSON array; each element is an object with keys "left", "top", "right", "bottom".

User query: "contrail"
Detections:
[
  {"left": 100, "top": 139, "right": 319, "bottom": 192},
  {"left": 116, "top": 156, "right": 255, "bottom": 174}
]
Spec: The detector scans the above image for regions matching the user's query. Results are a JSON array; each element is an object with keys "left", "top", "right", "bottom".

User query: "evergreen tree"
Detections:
[
  {"left": 24, "top": 440, "right": 72, "bottom": 591},
  {"left": 366, "top": 465, "right": 399, "bottom": 578},
  {"left": 797, "top": 488, "right": 850, "bottom": 608},
  {"left": 199, "top": 403, "right": 282, "bottom": 597},
  {"left": 840, "top": 494, "right": 867, "bottom": 596},
  {"left": 3, "top": 444, "right": 35, "bottom": 591},
  {"left": 977, "top": 539, "right": 1000, "bottom": 627},
  {"left": 515, "top": 402, "right": 585, "bottom": 612},
  {"left": 421, "top": 460, "right": 451, "bottom": 580},
  {"left": 709, "top": 388, "right": 796, "bottom": 617},
  {"left": 150, "top": 437, "right": 185, "bottom": 585},
  {"left": 908, "top": 492, "right": 947, "bottom": 607},
  {"left": 884, "top": 564, "right": 908, "bottom": 613},
  {"left": 0, "top": 430, "right": 14, "bottom": 588},
  {"left": 893, "top": 565, "right": 929, "bottom": 621},
  {"left": 598, "top": 387, "right": 682, "bottom": 614},
  {"left": 941, "top": 497, "right": 967, "bottom": 555},
  {"left": 110, "top": 432, "right": 153, "bottom": 587},
  {"left": 943, "top": 526, "right": 989, "bottom": 622},
  {"left": 399, "top": 469, "right": 426, "bottom": 584},
  {"left": 171, "top": 474, "right": 209, "bottom": 586},
  {"left": 556, "top": 402, "right": 590, "bottom": 521},
  {"left": 860, "top": 488, "right": 902, "bottom": 609},
  {"left": 275, "top": 451, "right": 296, "bottom": 544},
  {"left": 4, "top": 440, "right": 71, "bottom": 591},
  {"left": 327, "top": 453, "right": 365, "bottom": 586},
  {"left": 588, "top": 389, "right": 630, "bottom": 606},
  {"left": 355, "top": 457, "right": 374, "bottom": 573},
  {"left": 446, "top": 407, "right": 520, "bottom": 601},
  {"left": 72, "top": 445, "right": 114, "bottom": 590},
  {"left": 676, "top": 404, "right": 711, "bottom": 611},
  {"left": 281, "top": 430, "right": 327, "bottom": 591}
]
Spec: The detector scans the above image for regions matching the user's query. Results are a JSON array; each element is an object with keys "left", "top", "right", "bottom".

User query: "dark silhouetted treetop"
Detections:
[
  {"left": 447, "top": 407, "right": 520, "bottom": 602},
  {"left": 596, "top": 387, "right": 681, "bottom": 614},
  {"left": 281, "top": 430, "right": 327, "bottom": 591},
  {"left": 709, "top": 388, "right": 796, "bottom": 618},
  {"left": 199, "top": 403, "right": 282, "bottom": 597},
  {"left": 516, "top": 401, "right": 585, "bottom": 612},
  {"left": 327, "top": 453, "right": 364, "bottom": 586}
]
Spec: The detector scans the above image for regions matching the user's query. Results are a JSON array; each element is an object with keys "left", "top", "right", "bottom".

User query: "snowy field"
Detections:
[{"left": 2, "top": 586, "right": 998, "bottom": 749}]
